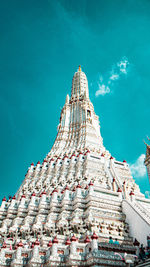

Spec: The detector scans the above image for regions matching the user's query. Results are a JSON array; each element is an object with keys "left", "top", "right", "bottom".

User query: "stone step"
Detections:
[{"left": 136, "top": 259, "right": 150, "bottom": 267}]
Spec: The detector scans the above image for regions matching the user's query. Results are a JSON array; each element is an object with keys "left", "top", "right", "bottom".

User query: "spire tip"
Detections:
[{"left": 78, "top": 65, "right": 81, "bottom": 72}]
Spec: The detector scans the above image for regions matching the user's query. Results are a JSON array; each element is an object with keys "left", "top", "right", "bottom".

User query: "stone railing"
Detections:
[
  {"left": 109, "top": 162, "right": 122, "bottom": 189},
  {"left": 104, "top": 163, "right": 113, "bottom": 185},
  {"left": 122, "top": 200, "right": 150, "bottom": 246},
  {"left": 133, "top": 201, "right": 150, "bottom": 225},
  {"left": 136, "top": 258, "right": 150, "bottom": 267},
  {"left": 91, "top": 249, "right": 126, "bottom": 266},
  {"left": 98, "top": 242, "right": 136, "bottom": 256}
]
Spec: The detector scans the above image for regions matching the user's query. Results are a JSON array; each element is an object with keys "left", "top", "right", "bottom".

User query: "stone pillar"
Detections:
[
  {"left": 0, "top": 245, "right": 6, "bottom": 260},
  {"left": 1, "top": 197, "right": 7, "bottom": 209},
  {"left": 32, "top": 244, "right": 39, "bottom": 259},
  {"left": 30, "top": 239, "right": 41, "bottom": 265},
  {"left": 88, "top": 181, "right": 94, "bottom": 196},
  {"left": 36, "top": 161, "right": 41, "bottom": 169},
  {"left": 123, "top": 160, "right": 127, "bottom": 166},
  {"left": 84, "top": 236, "right": 91, "bottom": 254},
  {"left": 123, "top": 181, "right": 128, "bottom": 199},
  {"left": 40, "top": 191, "right": 47, "bottom": 202},
  {"left": 76, "top": 184, "right": 82, "bottom": 198},
  {"left": 20, "top": 195, "right": 26, "bottom": 206},
  {"left": 129, "top": 191, "right": 135, "bottom": 202},
  {"left": 30, "top": 162, "right": 34, "bottom": 171},
  {"left": 101, "top": 153, "right": 105, "bottom": 163},
  {"left": 51, "top": 189, "right": 58, "bottom": 202},
  {"left": 91, "top": 232, "right": 98, "bottom": 251},
  {"left": 11, "top": 241, "right": 23, "bottom": 266},
  {"left": 112, "top": 178, "right": 116, "bottom": 192},
  {"left": 65, "top": 238, "right": 71, "bottom": 246},
  {"left": 51, "top": 237, "right": 58, "bottom": 257},
  {"left": 16, "top": 246, "right": 22, "bottom": 260},
  {"left": 117, "top": 188, "right": 122, "bottom": 200},
  {"left": 30, "top": 193, "right": 36, "bottom": 204},
  {"left": 10, "top": 196, "right": 17, "bottom": 207},
  {"left": 64, "top": 186, "right": 70, "bottom": 200},
  {"left": 0, "top": 248, "right": 6, "bottom": 265},
  {"left": 70, "top": 235, "right": 77, "bottom": 256}
]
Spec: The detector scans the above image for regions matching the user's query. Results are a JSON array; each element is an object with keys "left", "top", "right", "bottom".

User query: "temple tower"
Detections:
[{"left": 0, "top": 66, "right": 150, "bottom": 267}]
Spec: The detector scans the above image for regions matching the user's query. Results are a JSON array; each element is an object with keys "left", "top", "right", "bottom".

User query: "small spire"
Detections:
[
  {"left": 144, "top": 136, "right": 150, "bottom": 147},
  {"left": 65, "top": 94, "right": 69, "bottom": 104},
  {"left": 78, "top": 65, "right": 81, "bottom": 72},
  {"left": 143, "top": 140, "right": 150, "bottom": 155}
]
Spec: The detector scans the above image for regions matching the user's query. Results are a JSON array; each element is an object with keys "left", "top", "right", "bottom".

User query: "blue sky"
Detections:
[{"left": 0, "top": 0, "right": 150, "bottom": 200}]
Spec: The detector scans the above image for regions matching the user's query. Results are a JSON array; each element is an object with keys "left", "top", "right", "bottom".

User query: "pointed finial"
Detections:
[
  {"left": 65, "top": 94, "right": 69, "bottom": 104},
  {"left": 78, "top": 65, "right": 81, "bottom": 72},
  {"left": 143, "top": 139, "right": 150, "bottom": 149},
  {"left": 143, "top": 136, "right": 150, "bottom": 148},
  {"left": 143, "top": 139, "right": 148, "bottom": 146}
]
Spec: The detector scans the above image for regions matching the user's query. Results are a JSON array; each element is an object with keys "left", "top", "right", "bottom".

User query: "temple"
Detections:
[
  {"left": 0, "top": 66, "right": 150, "bottom": 266},
  {"left": 144, "top": 137, "right": 150, "bottom": 183}
]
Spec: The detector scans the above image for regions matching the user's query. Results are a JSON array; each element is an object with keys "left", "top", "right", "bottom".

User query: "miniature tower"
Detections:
[{"left": 144, "top": 137, "right": 150, "bottom": 183}]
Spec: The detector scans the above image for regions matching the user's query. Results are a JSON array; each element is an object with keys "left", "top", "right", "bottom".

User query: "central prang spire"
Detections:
[{"left": 48, "top": 66, "right": 106, "bottom": 157}]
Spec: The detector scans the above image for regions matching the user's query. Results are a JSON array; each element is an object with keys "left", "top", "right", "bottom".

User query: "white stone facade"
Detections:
[{"left": 0, "top": 66, "right": 150, "bottom": 266}]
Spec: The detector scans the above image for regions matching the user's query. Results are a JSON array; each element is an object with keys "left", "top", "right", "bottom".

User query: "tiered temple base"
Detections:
[{"left": 0, "top": 176, "right": 138, "bottom": 266}]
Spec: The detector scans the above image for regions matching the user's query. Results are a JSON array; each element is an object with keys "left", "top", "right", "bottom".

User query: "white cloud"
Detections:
[
  {"left": 110, "top": 73, "right": 119, "bottom": 80},
  {"left": 95, "top": 57, "right": 129, "bottom": 97},
  {"left": 117, "top": 59, "right": 129, "bottom": 74},
  {"left": 120, "top": 68, "right": 127, "bottom": 74},
  {"left": 95, "top": 84, "right": 110, "bottom": 96},
  {"left": 130, "top": 154, "right": 146, "bottom": 178}
]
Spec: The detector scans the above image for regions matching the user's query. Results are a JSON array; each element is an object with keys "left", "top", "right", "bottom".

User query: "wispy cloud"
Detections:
[
  {"left": 95, "top": 57, "right": 129, "bottom": 97},
  {"left": 117, "top": 59, "right": 129, "bottom": 74},
  {"left": 109, "top": 73, "right": 119, "bottom": 81},
  {"left": 130, "top": 154, "right": 146, "bottom": 178},
  {"left": 95, "top": 84, "right": 110, "bottom": 96}
]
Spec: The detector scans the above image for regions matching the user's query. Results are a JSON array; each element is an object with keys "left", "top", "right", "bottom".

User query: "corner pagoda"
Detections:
[{"left": 144, "top": 137, "right": 150, "bottom": 183}]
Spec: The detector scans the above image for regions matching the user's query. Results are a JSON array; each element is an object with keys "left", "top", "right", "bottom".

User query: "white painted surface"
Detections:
[{"left": 122, "top": 200, "right": 150, "bottom": 246}]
